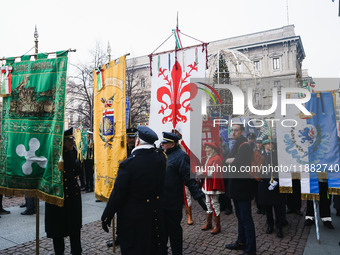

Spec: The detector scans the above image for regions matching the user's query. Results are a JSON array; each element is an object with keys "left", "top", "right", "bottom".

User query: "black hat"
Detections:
[
  {"left": 126, "top": 127, "right": 137, "bottom": 138},
  {"left": 137, "top": 126, "right": 158, "bottom": 144},
  {"left": 64, "top": 127, "right": 74, "bottom": 139},
  {"left": 247, "top": 133, "right": 255, "bottom": 139},
  {"left": 161, "top": 132, "right": 180, "bottom": 143},
  {"left": 262, "top": 135, "right": 273, "bottom": 145}
]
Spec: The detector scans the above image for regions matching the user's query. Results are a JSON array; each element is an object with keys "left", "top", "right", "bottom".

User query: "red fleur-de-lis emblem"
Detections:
[{"left": 157, "top": 61, "right": 198, "bottom": 128}]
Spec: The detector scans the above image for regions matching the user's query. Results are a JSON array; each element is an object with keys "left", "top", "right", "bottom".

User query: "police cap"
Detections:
[
  {"left": 126, "top": 127, "right": 138, "bottom": 138},
  {"left": 161, "top": 132, "right": 180, "bottom": 143},
  {"left": 64, "top": 127, "right": 74, "bottom": 139},
  {"left": 247, "top": 133, "right": 256, "bottom": 139},
  {"left": 137, "top": 126, "right": 158, "bottom": 144}
]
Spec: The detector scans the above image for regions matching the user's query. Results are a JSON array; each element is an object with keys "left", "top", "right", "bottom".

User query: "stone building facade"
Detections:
[{"left": 126, "top": 25, "right": 306, "bottom": 126}]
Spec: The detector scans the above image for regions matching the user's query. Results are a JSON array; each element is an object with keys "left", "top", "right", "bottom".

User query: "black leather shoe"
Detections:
[
  {"left": 304, "top": 219, "right": 314, "bottom": 226},
  {"left": 107, "top": 240, "right": 113, "bottom": 248},
  {"left": 106, "top": 237, "right": 120, "bottom": 247},
  {"left": 21, "top": 210, "right": 35, "bottom": 215},
  {"left": 0, "top": 208, "right": 10, "bottom": 215},
  {"left": 276, "top": 228, "right": 283, "bottom": 238},
  {"left": 323, "top": 221, "right": 335, "bottom": 229},
  {"left": 266, "top": 225, "right": 273, "bottom": 234},
  {"left": 225, "top": 241, "right": 246, "bottom": 250},
  {"left": 20, "top": 203, "right": 26, "bottom": 208},
  {"left": 241, "top": 252, "right": 256, "bottom": 255}
]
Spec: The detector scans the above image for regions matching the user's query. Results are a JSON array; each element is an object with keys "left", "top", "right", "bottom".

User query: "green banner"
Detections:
[{"left": 0, "top": 53, "right": 68, "bottom": 206}]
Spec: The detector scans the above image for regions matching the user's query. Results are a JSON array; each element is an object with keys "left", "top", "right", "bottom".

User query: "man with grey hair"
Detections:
[{"left": 101, "top": 126, "right": 167, "bottom": 255}]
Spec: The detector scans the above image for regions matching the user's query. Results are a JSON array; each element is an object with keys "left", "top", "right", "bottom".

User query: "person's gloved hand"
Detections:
[
  {"left": 268, "top": 180, "right": 278, "bottom": 191},
  {"left": 102, "top": 220, "right": 111, "bottom": 233},
  {"left": 197, "top": 197, "right": 208, "bottom": 211}
]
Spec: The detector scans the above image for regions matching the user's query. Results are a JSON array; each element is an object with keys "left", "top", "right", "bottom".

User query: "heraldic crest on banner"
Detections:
[
  {"left": 0, "top": 53, "right": 68, "bottom": 206},
  {"left": 157, "top": 60, "right": 199, "bottom": 128},
  {"left": 284, "top": 121, "right": 330, "bottom": 165},
  {"left": 98, "top": 93, "right": 116, "bottom": 149}
]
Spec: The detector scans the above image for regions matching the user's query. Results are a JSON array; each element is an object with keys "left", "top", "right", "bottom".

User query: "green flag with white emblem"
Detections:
[{"left": 0, "top": 51, "right": 68, "bottom": 206}]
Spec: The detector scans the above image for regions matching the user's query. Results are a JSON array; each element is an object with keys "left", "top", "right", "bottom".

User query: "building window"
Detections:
[
  {"left": 141, "top": 78, "right": 145, "bottom": 88},
  {"left": 254, "top": 60, "right": 260, "bottom": 71},
  {"left": 273, "top": 57, "right": 280, "bottom": 70},
  {"left": 274, "top": 80, "right": 281, "bottom": 86}
]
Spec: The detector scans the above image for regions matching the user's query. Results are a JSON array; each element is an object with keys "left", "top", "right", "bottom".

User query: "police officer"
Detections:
[
  {"left": 126, "top": 127, "right": 137, "bottom": 156},
  {"left": 101, "top": 126, "right": 167, "bottom": 255},
  {"left": 45, "top": 127, "right": 82, "bottom": 255},
  {"left": 161, "top": 132, "right": 207, "bottom": 255},
  {"left": 258, "top": 136, "right": 285, "bottom": 238}
]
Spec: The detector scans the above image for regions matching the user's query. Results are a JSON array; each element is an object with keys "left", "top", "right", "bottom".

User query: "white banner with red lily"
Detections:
[{"left": 148, "top": 45, "right": 207, "bottom": 159}]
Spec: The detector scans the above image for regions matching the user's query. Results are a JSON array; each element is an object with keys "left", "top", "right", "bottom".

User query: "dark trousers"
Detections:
[
  {"left": 0, "top": 194, "right": 3, "bottom": 210},
  {"left": 233, "top": 199, "right": 256, "bottom": 253},
  {"left": 220, "top": 179, "right": 233, "bottom": 211},
  {"left": 79, "top": 163, "right": 86, "bottom": 188},
  {"left": 26, "top": 197, "right": 36, "bottom": 212},
  {"left": 162, "top": 209, "right": 183, "bottom": 255},
  {"left": 306, "top": 182, "right": 331, "bottom": 220},
  {"left": 84, "top": 159, "right": 94, "bottom": 190},
  {"left": 286, "top": 179, "right": 301, "bottom": 212},
  {"left": 265, "top": 205, "right": 283, "bottom": 228},
  {"left": 52, "top": 231, "right": 82, "bottom": 255}
]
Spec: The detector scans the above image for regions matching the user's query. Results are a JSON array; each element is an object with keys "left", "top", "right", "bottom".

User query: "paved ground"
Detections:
[{"left": 1, "top": 192, "right": 339, "bottom": 255}]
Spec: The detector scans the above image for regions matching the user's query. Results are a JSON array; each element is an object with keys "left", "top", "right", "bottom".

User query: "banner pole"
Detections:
[
  {"left": 34, "top": 25, "right": 40, "bottom": 255},
  {"left": 36, "top": 197, "right": 40, "bottom": 255},
  {"left": 313, "top": 198, "right": 320, "bottom": 244},
  {"left": 112, "top": 216, "right": 116, "bottom": 253}
]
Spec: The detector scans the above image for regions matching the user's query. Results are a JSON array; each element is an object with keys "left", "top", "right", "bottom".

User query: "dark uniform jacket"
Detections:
[
  {"left": 45, "top": 148, "right": 82, "bottom": 238},
  {"left": 101, "top": 147, "right": 167, "bottom": 255},
  {"left": 258, "top": 149, "right": 284, "bottom": 206},
  {"left": 226, "top": 135, "right": 255, "bottom": 201},
  {"left": 162, "top": 145, "right": 204, "bottom": 211}
]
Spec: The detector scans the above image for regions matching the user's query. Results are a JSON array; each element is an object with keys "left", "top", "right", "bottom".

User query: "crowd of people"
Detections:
[{"left": 1, "top": 124, "right": 340, "bottom": 255}]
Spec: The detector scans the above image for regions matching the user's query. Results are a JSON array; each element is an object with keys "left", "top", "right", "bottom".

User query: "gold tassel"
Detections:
[
  {"left": 280, "top": 186, "right": 293, "bottom": 193},
  {"left": 58, "top": 156, "right": 64, "bottom": 171},
  {"left": 329, "top": 188, "right": 340, "bottom": 195},
  {"left": 301, "top": 193, "right": 320, "bottom": 201}
]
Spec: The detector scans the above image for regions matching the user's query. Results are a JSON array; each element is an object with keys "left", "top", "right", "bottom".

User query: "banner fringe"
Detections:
[
  {"left": 0, "top": 187, "right": 64, "bottom": 207},
  {"left": 301, "top": 193, "right": 320, "bottom": 201},
  {"left": 280, "top": 186, "right": 293, "bottom": 193},
  {"left": 95, "top": 193, "right": 108, "bottom": 203}
]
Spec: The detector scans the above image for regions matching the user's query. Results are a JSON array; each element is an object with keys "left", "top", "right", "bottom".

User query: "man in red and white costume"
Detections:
[{"left": 198, "top": 142, "right": 225, "bottom": 234}]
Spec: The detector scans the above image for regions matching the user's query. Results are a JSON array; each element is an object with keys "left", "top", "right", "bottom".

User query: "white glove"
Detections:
[{"left": 268, "top": 180, "right": 278, "bottom": 191}]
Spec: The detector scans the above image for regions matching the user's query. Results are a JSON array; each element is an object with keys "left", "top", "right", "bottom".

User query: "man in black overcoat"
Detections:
[
  {"left": 45, "top": 127, "right": 82, "bottom": 255},
  {"left": 101, "top": 126, "right": 167, "bottom": 255},
  {"left": 225, "top": 124, "right": 256, "bottom": 255},
  {"left": 160, "top": 132, "right": 207, "bottom": 255}
]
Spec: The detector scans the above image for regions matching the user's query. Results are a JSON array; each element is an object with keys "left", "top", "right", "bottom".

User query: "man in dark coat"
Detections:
[
  {"left": 258, "top": 137, "right": 285, "bottom": 238},
  {"left": 225, "top": 124, "right": 256, "bottom": 255},
  {"left": 45, "top": 127, "right": 82, "bottom": 255},
  {"left": 101, "top": 126, "right": 167, "bottom": 255},
  {"left": 160, "top": 132, "right": 207, "bottom": 255}
]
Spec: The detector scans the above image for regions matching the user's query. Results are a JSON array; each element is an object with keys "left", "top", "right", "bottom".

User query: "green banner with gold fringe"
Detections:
[{"left": 0, "top": 51, "right": 68, "bottom": 206}]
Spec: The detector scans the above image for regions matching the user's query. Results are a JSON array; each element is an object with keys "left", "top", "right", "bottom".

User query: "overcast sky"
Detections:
[{"left": 1, "top": 0, "right": 340, "bottom": 88}]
